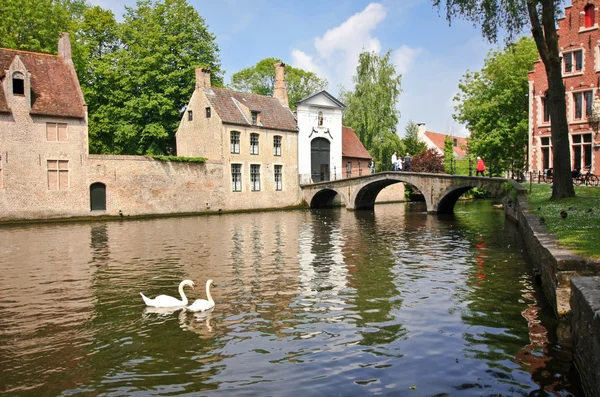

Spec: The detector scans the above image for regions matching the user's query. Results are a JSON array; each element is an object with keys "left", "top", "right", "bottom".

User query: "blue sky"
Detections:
[{"left": 90, "top": 0, "right": 501, "bottom": 137}]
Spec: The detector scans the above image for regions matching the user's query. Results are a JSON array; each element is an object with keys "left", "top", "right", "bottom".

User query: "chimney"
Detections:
[
  {"left": 195, "top": 67, "right": 211, "bottom": 91},
  {"left": 58, "top": 32, "right": 72, "bottom": 63},
  {"left": 416, "top": 122, "right": 426, "bottom": 138},
  {"left": 273, "top": 62, "right": 289, "bottom": 108}
]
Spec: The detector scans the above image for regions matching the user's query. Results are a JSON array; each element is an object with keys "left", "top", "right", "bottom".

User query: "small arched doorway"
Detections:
[
  {"left": 311, "top": 138, "right": 330, "bottom": 182},
  {"left": 90, "top": 182, "right": 106, "bottom": 211}
]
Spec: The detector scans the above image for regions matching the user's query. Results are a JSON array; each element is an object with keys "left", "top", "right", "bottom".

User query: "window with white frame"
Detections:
[
  {"left": 230, "top": 131, "right": 240, "bottom": 154},
  {"left": 250, "top": 133, "right": 259, "bottom": 155},
  {"left": 273, "top": 135, "right": 281, "bottom": 156},
  {"left": 572, "top": 133, "right": 592, "bottom": 170},
  {"left": 540, "top": 136, "right": 552, "bottom": 170},
  {"left": 47, "top": 160, "right": 69, "bottom": 190},
  {"left": 250, "top": 164, "right": 260, "bottom": 191},
  {"left": 231, "top": 164, "right": 242, "bottom": 192},
  {"left": 274, "top": 165, "right": 282, "bottom": 191},
  {"left": 563, "top": 50, "right": 583, "bottom": 74},
  {"left": 573, "top": 90, "right": 593, "bottom": 120}
]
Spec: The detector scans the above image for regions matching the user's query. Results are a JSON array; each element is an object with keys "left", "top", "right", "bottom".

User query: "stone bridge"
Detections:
[{"left": 300, "top": 172, "right": 518, "bottom": 213}]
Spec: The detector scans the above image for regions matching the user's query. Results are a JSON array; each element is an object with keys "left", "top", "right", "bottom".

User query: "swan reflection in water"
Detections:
[
  {"left": 143, "top": 306, "right": 185, "bottom": 316},
  {"left": 179, "top": 308, "right": 214, "bottom": 336}
]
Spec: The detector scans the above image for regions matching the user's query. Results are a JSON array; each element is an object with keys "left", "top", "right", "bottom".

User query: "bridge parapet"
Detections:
[{"left": 300, "top": 172, "right": 517, "bottom": 213}]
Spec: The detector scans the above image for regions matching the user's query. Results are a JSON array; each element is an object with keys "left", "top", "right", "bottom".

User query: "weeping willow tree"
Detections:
[{"left": 340, "top": 50, "right": 404, "bottom": 171}]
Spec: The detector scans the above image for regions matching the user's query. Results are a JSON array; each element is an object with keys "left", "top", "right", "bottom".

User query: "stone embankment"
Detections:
[{"left": 504, "top": 182, "right": 600, "bottom": 397}]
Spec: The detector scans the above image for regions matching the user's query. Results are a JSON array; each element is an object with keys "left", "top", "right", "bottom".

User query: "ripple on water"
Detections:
[{"left": 0, "top": 204, "right": 585, "bottom": 396}]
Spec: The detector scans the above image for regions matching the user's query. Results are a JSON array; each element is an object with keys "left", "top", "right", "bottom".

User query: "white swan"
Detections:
[
  {"left": 140, "top": 279, "right": 195, "bottom": 307},
  {"left": 186, "top": 279, "right": 216, "bottom": 312}
]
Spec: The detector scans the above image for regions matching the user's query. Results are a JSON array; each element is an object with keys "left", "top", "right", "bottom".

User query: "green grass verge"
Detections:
[{"left": 526, "top": 183, "right": 600, "bottom": 259}]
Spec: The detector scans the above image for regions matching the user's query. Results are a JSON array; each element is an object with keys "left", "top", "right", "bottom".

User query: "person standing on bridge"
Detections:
[
  {"left": 404, "top": 153, "right": 411, "bottom": 172},
  {"left": 476, "top": 156, "right": 486, "bottom": 177},
  {"left": 391, "top": 152, "right": 398, "bottom": 171},
  {"left": 369, "top": 159, "right": 375, "bottom": 174}
]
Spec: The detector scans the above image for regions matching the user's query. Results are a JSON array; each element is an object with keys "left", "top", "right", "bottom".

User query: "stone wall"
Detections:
[
  {"left": 87, "top": 155, "right": 302, "bottom": 218},
  {"left": 0, "top": 112, "right": 89, "bottom": 222},
  {"left": 570, "top": 276, "right": 600, "bottom": 397},
  {"left": 506, "top": 187, "right": 600, "bottom": 396},
  {"left": 506, "top": 188, "right": 600, "bottom": 317}
]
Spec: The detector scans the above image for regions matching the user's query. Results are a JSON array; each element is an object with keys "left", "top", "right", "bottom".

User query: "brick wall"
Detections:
[{"left": 528, "top": 0, "right": 600, "bottom": 175}]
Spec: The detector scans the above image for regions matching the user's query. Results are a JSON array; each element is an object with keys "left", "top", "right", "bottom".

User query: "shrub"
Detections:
[{"left": 411, "top": 148, "right": 445, "bottom": 173}]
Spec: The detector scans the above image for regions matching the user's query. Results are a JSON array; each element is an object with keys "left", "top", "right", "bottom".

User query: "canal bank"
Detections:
[{"left": 505, "top": 184, "right": 600, "bottom": 396}]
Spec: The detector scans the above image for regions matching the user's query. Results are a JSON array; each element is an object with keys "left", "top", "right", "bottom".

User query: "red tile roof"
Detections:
[
  {"left": 0, "top": 48, "right": 85, "bottom": 118},
  {"left": 342, "top": 126, "right": 371, "bottom": 159},
  {"left": 424, "top": 130, "right": 468, "bottom": 158},
  {"left": 206, "top": 87, "right": 297, "bottom": 132}
]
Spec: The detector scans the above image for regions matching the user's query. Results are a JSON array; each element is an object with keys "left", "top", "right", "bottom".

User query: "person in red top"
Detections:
[{"left": 476, "top": 156, "right": 486, "bottom": 177}]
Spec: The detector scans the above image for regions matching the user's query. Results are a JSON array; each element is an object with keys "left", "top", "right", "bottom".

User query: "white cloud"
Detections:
[
  {"left": 393, "top": 45, "right": 422, "bottom": 76},
  {"left": 290, "top": 3, "right": 388, "bottom": 92}
]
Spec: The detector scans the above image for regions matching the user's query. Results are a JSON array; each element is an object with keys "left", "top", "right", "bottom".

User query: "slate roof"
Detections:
[
  {"left": 0, "top": 48, "right": 85, "bottom": 118},
  {"left": 424, "top": 130, "right": 468, "bottom": 158},
  {"left": 205, "top": 87, "right": 297, "bottom": 132},
  {"left": 342, "top": 126, "right": 371, "bottom": 159}
]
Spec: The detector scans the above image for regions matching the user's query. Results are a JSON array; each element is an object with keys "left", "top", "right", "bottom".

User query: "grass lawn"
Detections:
[{"left": 525, "top": 183, "right": 600, "bottom": 260}]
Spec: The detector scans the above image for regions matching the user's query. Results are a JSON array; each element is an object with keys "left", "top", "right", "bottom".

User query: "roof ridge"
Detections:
[
  {"left": 212, "top": 86, "right": 279, "bottom": 101},
  {"left": 0, "top": 48, "right": 59, "bottom": 57}
]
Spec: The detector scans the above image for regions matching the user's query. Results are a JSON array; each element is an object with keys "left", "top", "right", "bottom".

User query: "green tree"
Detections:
[
  {"left": 453, "top": 37, "right": 538, "bottom": 178},
  {"left": 0, "top": 0, "right": 87, "bottom": 54},
  {"left": 229, "top": 57, "right": 328, "bottom": 109},
  {"left": 444, "top": 136, "right": 455, "bottom": 174},
  {"left": 86, "top": 0, "right": 223, "bottom": 155},
  {"left": 433, "top": 0, "right": 574, "bottom": 199},
  {"left": 403, "top": 120, "right": 427, "bottom": 157},
  {"left": 340, "top": 50, "right": 404, "bottom": 171}
]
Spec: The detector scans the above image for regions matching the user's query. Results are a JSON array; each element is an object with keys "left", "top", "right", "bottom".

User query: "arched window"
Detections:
[
  {"left": 585, "top": 4, "right": 595, "bottom": 28},
  {"left": 90, "top": 182, "right": 107, "bottom": 211},
  {"left": 12, "top": 72, "right": 24, "bottom": 95}
]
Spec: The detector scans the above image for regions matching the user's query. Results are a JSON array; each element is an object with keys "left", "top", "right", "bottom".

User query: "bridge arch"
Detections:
[
  {"left": 308, "top": 188, "right": 349, "bottom": 209},
  {"left": 436, "top": 180, "right": 505, "bottom": 214},
  {"left": 350, "top": 176, "right": 431, "bottom": 211}
]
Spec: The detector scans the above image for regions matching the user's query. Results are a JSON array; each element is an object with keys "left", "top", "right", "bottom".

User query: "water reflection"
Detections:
[{"left": 0, "top": 202, "right": 584, "bottom": 396}]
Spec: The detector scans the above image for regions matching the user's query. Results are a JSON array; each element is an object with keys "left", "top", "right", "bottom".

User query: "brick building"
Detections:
[
  {"left": 0, "top": 33, "right": 90, "bottom": 220},
  {"left": 175, "top": 63, "right": 301, "bottom": 209},
  {"left": 528, "top": 0, "right": 600, "bottom": 175},
  {"left": 1, "top": 35, "right": 375, "bottom": 222},
  {"left": 342, "top": 126, "right": 372, "bottom": 177}
]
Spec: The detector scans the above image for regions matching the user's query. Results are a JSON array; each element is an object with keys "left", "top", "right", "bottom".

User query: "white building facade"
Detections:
[{"left": 295, "top": 91, "right": 345, "bottom": 184}]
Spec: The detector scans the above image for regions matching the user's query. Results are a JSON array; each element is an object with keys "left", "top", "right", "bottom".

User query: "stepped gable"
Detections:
[
  {"left": 206, "top": 86, "right": 297, "bottom": 132},
  {"left": 342, "top": 126, "right": 371, "bottom": 159},
  {"left": 0, "top": 48, "right": 85, "bottom": 118}
]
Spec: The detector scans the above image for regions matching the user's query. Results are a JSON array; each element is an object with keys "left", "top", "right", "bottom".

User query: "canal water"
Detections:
[{"left": 0, "top": 201, "right": 584, "bottom": 396}]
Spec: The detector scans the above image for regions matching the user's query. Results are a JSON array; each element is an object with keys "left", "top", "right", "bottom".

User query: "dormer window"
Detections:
[
  {"left": 251, "top": 111, "right": 259, "bottom": 125},
  {"left": 12, "top": 72, "right": 24, "bottom": 95},
  {"left": 585, "top": 4, "right": 595, "bottom": 28}
]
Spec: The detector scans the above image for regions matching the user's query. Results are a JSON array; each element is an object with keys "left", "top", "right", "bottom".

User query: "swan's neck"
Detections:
[
  {"left": 178, "top": 282, "right": 189, "bottom": 305},
  {"left": 205, "top": 282, "right": 214, "bottom": 303}
]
